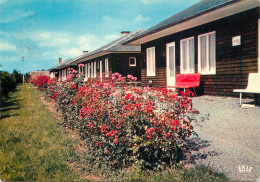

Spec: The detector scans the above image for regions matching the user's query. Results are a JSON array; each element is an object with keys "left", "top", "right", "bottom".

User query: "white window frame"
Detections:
[
  {"left": 59, "top": 70, "right": 61, "bottom": 80},
  {"left": 198, "top": 31, "right": 216, "bottom": 75},
  {"left": 91, "top": 62, "right": 94, "bottom": 78},
  {"left": 105, "top": 58, "right": 109, "bottom": 77},
  {"left": 166, "top": 42, "right": 176, "bottom": 87},
  {"left": 129, "top": 57, "right": 136, "bottom": 67},
  {"left": 88, "top": 63, "right": 91, "bottom": 78},
  {"left": 94, "top": 61, "right": 97, "bottom": 78},
  {"left": 100, "top": 60, "right": 103, "bottom": 81},
  {"left": 180, "top": 36, "right": 195, "bottom": 74},
  {"left": 84, "top": 64, "right": 88, "bottom": 80},
  {"left": 146, "top": 47, "right": 156, "bottom": 76},
  {"left": 64, "top": 69, "right": 66, "bottom": 80}
]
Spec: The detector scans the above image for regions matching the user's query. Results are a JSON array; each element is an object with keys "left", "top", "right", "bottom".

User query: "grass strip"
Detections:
[{"left": 0, "top": 84, "right": 78, "bottom": 181}]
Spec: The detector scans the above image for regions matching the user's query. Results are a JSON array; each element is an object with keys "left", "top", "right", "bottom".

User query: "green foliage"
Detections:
[
  {"left": 12, "top": 69, "right": 23, "bottom": 84},
  {"left": 0, "top": 70, "right": 24, "bottom": 98},
  {"left": 0, "top": 71, "right": 16, "bottom": 97}
]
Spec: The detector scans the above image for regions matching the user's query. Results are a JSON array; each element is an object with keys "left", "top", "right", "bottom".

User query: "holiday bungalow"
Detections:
[
  {"left": 49, "top": 58, "right": 77, "bottom": 80},
  {"left": 49, "top": 51, "right": 91, "bottom": 80},
  {"left": 125, "top": 0, "right": 260, "bottom": 97},
  {"left": 70, "top": 29, "right": 145, "bottom": 83}
]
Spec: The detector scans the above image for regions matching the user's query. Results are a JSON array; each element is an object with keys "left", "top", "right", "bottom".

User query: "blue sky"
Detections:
[{"left": 0, "top": 0, "right": 200, "bottom": 73}]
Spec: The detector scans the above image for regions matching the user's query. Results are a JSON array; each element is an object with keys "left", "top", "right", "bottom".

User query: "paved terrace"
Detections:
[{"left": 186, "top": 96, "right": 260, "bottom": 181}]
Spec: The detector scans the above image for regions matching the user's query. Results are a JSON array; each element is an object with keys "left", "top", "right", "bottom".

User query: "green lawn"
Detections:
[
  {"left": 0, "top": 84, "right": 78, "bottom": 181},
  {"left": 0, "top": 83, "right": 228, "bottom": 181}
]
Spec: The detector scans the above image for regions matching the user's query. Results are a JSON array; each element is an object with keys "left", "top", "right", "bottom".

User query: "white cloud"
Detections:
[
  {"left": 104, "top": 34, "right": 120, "bottom": 42},
  {"left": 78, "top": 33, "right": 108, "bottom": 52},
  {"left": 58, "top": 48, "right": 81, "bottom": 58},
  {"left": 140, "top": 0, "right": 154, "bottom": 4},
  {"left": 0, "top": 0, "right": 8, "bottom": 4},
  {"left": 40, "top": 38, "right": 70, "bottom": 47},
  {"left": 139, "top": 0, "right": 170, "bottom": 4},
  {"left": 0, "top": 41, "right": 16, "bottom": 51},
  {"left": 6, "top": 30, "right": 123, "bottom": 66},
  {"left": 30, "top": 31, "right": 70, "bottom": 47},
  {"left": 133, "top": 14, "right": 150, "bottom": 23},
  {"left": 102, "top": 15, "right": 114, "bottom": 22},
  {"left": 0, "top": 55, "right": 17, "bottom": 62},
  {"left": 0, "top": 10, "right": 35, "bottom": 23}
]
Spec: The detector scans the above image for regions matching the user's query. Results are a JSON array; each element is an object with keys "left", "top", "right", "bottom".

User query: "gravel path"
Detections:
[{"left": 186, "top": 96, "right": 260, "bottom": 181}]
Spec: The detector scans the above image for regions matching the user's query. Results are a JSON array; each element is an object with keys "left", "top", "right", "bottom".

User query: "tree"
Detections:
[{"left": 12, "top": 69, "right": 23, "bottom": 84}]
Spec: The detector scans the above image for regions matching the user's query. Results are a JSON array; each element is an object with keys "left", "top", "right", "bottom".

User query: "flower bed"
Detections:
[{"left": 31, "top": 67, "right": 200, "bottom": 171}]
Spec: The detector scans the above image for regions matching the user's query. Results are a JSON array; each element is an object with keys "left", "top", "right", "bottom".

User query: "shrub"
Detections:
[
  {"left": 0, "top": 71, "right": 17, "bottom": 97},
  {"left": 12, "top": 69, "right": 23, "bottom": 84},
  {"left": 30, "top": 75, "right": 52, "bottom": 90},
  {"left": 33, "top": 69, "right": 200, "bottom": 171}
]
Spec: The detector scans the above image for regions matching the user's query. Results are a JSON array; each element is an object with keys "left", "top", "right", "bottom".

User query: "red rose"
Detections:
[
  {"left": 70, "top": 100, "right": 75, "bottom": 105},
  {"left": 52, "top": 93, "right": 58, "bottom": 99},
  {"left": 71, "top": 84, "right": 77, "bottom": 89},
  {"left": 97, "top": 142, "right": 101, "bottom": 146},
  {"left": 113, "top": 139, "right": 118, "bottom": 144}
]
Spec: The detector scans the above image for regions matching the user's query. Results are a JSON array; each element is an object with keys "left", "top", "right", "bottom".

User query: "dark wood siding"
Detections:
[
  {"left": 113, "top": 53, "right": 141, "bottom": 81},
  {"left": 141, "top": 7, "right": 259, "bottom": 97},
  {"left": 80, "top": 52, "right": 142, "bottom": 83}
]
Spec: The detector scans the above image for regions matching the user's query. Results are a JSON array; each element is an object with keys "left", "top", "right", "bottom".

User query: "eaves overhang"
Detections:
[
  {"left": 71, "top": 50, "right": 141, "bottom": 65},
  {"left": 127, "top": 0, "right": 259, "bottom": 45}
]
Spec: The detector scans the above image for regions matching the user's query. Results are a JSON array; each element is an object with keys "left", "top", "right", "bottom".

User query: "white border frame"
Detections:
[
  {"left": 105, "top": 58, "right": 109, "bottom": 77},
  {"left": 166, "top": 42, "right": 176, "bottom": 87},
  {"left": 180, "top": 36, "right": 195, "bottom": 74},
  {"left": 146, "top": 46, "right": 156, "bottom": 76},
  {"left": 198, "top": 31, "right": 216, "bottom": 75},
  {"left": 129, "top": 57, "right": 136, "bottom": 67}
]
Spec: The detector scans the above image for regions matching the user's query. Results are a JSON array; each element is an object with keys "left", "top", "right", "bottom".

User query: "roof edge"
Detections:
[{"left": 125, "top": 0, "right": 243, "bottom": 45}]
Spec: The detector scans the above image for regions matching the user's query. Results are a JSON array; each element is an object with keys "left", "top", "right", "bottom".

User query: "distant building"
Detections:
[
  {"left": 49, "top": 58, "right": 77, "bottom": 80},
  {"left": 70, "top": 29, "right": 145, "bottom": 82},
  {"left": 30, "top": 71, "right": 49, "bottom": 77}
]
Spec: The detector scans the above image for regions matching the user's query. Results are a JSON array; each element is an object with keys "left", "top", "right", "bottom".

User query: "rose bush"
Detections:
[
  {"left": 30, "top": 75, "right": 53, "bottom": 90},
  {"left": 32, "top": 68, "right": 200, "bottom": 171}
]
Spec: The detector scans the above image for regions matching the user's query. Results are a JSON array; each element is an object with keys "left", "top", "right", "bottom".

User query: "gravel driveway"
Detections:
[{"left": 185, "top": 96, "right": 260, "bottom": 181}]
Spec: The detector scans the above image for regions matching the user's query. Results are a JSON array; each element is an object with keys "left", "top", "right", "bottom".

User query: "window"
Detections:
[
  {"left": 94, "top": 61, "right": 97, "bottom": 77},
  {"left": 85, "top": 64, "right": 88, "bottom": 79},
  {"left": 105, "top": 58, "right": 109, "bottom": 77},
  {"left": 129, "top": 57, "right": 136, "bottom": 66},
  {"left": 88, "top": 63, "right": 91, "bottom": 78},
  {"left": 146, "top": 47, "right": 156, "bottom": 76},
  {"left": 91, "top": 62, "right": 94, "bottom": 78},
  {"left": 198, "top": 31, "right": 216, "bottom": 74},
  {"left": 180, "top": 37, "right": 194, "bottom": 73},
  {"left": 100, "top": 61, "right": 103, "bottom": 81}
]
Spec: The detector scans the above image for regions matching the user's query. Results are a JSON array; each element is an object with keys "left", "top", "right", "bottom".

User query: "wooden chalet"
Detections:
[
  {"left": 70, "top": 29, "right": 145, "bottom": 82},
  {"left": 49, "top": 58, "right": 77, "bottom": 80},
  {"left": 126, "top": 0, "right": 260, "bottom": 96}
]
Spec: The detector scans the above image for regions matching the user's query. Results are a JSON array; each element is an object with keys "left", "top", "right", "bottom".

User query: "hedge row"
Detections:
[
  {"left": 31, "top": 67, "right": 200, "bottom": 171},
  {"left": 0, "top": 70, "right": 23, "bottom": 97}
]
